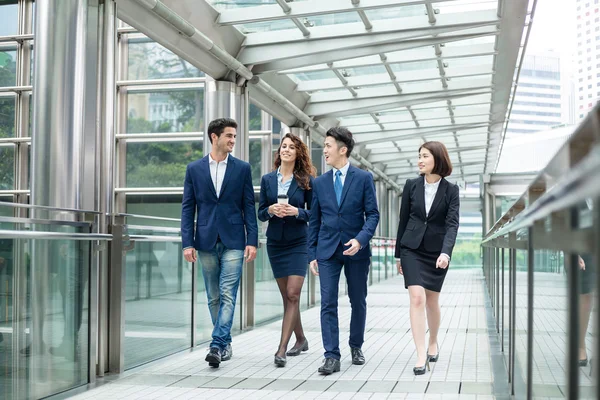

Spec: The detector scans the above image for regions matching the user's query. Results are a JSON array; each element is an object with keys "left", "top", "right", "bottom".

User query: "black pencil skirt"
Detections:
[{"left": 399, "top": 241, "right": 448, "bottom": 293}]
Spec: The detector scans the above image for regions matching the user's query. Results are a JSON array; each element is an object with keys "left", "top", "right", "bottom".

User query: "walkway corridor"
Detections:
[{"left": 69, "top": 270, "right": 505, "bottom": 399}]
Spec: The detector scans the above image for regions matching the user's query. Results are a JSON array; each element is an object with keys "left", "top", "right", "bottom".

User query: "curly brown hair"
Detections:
[{"left": 274, "top": 133, "right": 316, "bottom": 190}]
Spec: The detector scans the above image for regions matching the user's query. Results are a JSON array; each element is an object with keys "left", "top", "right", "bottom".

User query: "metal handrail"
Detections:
[
  {"left": 0, "top": 200, "right": 104, "bottom": 215},
  {"left": 0, "top": 230, "right": 111, "bottom": 240},
  {"left": 484, "top": 105, "right": 599, "bottom": 240},
  {"left": 482, "top": 144, "right": 600, "bottom": 243}
]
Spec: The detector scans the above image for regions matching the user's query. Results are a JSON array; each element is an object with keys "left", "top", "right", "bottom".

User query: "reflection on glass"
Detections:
[
  {"left": 126, "top": 88, "right": 204, "bottom": 133},
  {"left": 124, "top": 233, "right": 192, "bottom": 369},
  {"left": 126, "top": 195, "right": 184, "bottom": 220},
  {"left": 0, "top": 221, "right": 91, "bottom": 399},
  {"left": 249, "top": 103, "right": 262, "bottom": 131},
  {"left": 239, "top": 19, "right": 297, "bottom": 34},
  {"left": 128, "top": 40, "right": 204, "bottom": 80},
  {"left": 249, "top": 137, "right": 262, "bottom": 187},
  {"left": 254, "top": 242, "right": 283, "bottom": 325},
  {"left": 125, "top": 141, "right": 203, "bottom": 187},
  {"left": 367, "top": 5, "right": 425, "bottom": 20},
  {"left": 0, "top": 96, "right": 15, "bottom": 138},
  {"left": 0, "top": 3, "right": 18, "bottom": 37},
  {"left": 0, "top": 145, "right": 14, "bottom": 189},
  {"left": 514, "top": 243, "right": 528, "bottom": 397},
  {"left": 0, "top": 49, "right": 17, "bottom": 87}
]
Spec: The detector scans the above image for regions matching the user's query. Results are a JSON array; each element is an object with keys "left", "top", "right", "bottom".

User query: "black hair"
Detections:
[
  {"left": 325, "top": 126, "right": 355, "bottom": 157},
  {"left": 208, "top": 118, "right": 238, "bottom": 144}
]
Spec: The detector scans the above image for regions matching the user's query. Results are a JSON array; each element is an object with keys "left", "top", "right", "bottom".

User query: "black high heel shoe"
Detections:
[
  {"left": 274, "top": 354, "right": 287, "bottom": 367},
  {"left": 286, "top": 340, "right": 309, "bottom": 357},
  {"left": 413, "top": 359, "right": 430, "bottom": 375},
  {"left": 579, "top": 358, "right": 588, "bottom": 367},
  {"left": 428, "top": 343, "right": 439, "bottom": 363}
]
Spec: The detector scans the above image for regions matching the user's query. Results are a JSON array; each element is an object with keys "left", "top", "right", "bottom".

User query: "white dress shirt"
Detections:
[
  {"left": 423, "top": 176, "right": 450, "bottom": 261},
  {"left": 424, "top": 176, "right": 441, "bottom": 217},
  {"left": 209, "top": 153, "right": 229, "bottom": 198},
  {"left": 332, "top": 162, "right": 350, "bottom": 186}
]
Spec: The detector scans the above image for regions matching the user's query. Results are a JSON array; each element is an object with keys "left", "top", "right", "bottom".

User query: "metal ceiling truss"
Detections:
[{"left": 117, "top": 0, "right": 530, "bottom": 191}]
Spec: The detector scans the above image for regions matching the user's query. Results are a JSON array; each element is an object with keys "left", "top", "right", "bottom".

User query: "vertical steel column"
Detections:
[
  {"left": 496, "top": 247, "right": 500, "bottom": 332},
  {"left": 510, "top": 243, "right": 517, "bottom": 395},
  {"left": 594, "top": 196, "right": 600, "bottom": 400},
  {"left": 526, "top": 227, "right": 534, "bottom": 400},
  {"left": 501, "top": 247, "right": 505, "bottom": 351},
  {"left": 203, "top": 79, "right": 249, "bottom": 161},
  {"left": 565, "top": 207, "right": 580, "bottom": 399},
  {"left": 95, "top": 0, "right": 117, "bottom": 378},
  {"left": 108, "top": 216, "right": 127, "bottom": 373},
  {"left": 288, "top": 126, "right": 308, "bottom": 143}
]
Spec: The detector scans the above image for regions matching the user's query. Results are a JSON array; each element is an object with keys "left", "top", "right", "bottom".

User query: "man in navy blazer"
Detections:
[
  {"left": 308, "top": 127, "right": 379, "bottom": 375},
  {"left": 181, "top": 118, "right": 258, "bottom": 368}
]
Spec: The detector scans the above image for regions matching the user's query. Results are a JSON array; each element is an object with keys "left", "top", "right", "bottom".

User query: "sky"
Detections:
[{"left": 527, "top": 0, "right": 575, "bottom": 55}]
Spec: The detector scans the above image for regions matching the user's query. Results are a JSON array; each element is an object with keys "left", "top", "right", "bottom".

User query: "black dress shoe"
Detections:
[
  {"left": 351, "top": 348, "right": 365, "bottom": 365},
  {"left": 318, "top": 358, "right": 341, "bottom": 375},
  {"left": 579, "top": 357, "right": 588, "bottom": 367},
  {"left": 286, "top": 340, "right": 309, "bottom": 356},
  {"left": 427, "top": 343, "right": 439, "bottom": 363},
  {"left": 274, "top": 355, "right": 287, "bottom": 367},
  {"left": 222, "top": 344, "right": 232, "bottom": 361},
  {"left": 413, "top": 359, "right": 430, "bottom": 375},
  {"left": 205, "top": 347, "right": 221, "bottom": 368}
]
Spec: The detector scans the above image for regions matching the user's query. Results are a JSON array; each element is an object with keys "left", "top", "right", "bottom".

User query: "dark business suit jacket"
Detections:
[
  {"left": 257, "top": 172, "right": 313, "bottom": 242},
  {"left": 394, "top": 176, "right": 460, "bottom": 258},
  {"left": 181, "top": 155, "right": 258, "bottom": 251},
  {"left": 308, "top": 165, "right": 379, "bottom": 261}
]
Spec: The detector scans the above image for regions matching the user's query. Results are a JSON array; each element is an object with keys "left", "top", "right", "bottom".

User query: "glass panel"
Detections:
[
  {"left": 309, "top": 12, "right": 362, "bottom": 26},
  {"left": 0, "top": 2, "right": 18, "bottom": 37},
  {"left": 0, "top": 221, "right": 91, "bottom": 399},
  {"left": 126, "top": 194, "right": 184, "bottom": 220},
  {"left": 311, "top": 142, "right": 323, "bottom": 176},
  {"left": 366, "top": 5, "right": 425, "bottom": 20},
  {"left": 344, "top": 65, "right": 387, "bottom": 77},
  {"left": 238, "top": 19, "right": 298, "bottom": 34},
  {"left": 127, "top": 39, "right": 204, "bottom": 80},
  {"left": 291, "top": 70, "right": 337, "bottom": 82},
  {"left": 0, "top": 145, "right": 14, "bottom": 189},
  {"left": 514, "top": 229, "right": 528, "bottom": 397},
  {"left": 0, "top": 49, "right": 17, "bottom": 87},
  {"left": 254, "top": 241, "right": 282, "bottom": 325},
  {"left": 391, "top": 60, "right": 438, "bottom": 73},
  {"left": 249, "top": 136, "right": 262, "bottom": 187},
  {"left": 249, "top": 103, "right": 262, "bottom": 131},
  {"left": 126, "top": 88, "right": 205, "bottom": 133},
  {"left": 0, "top": 96, "right": 16, "bottom": 138},
  {"left": 123, "top": 229, "right": 192, "bottom": 369},
  {"left": 126, "top": 141, "right": 203, "bottom": 188}
]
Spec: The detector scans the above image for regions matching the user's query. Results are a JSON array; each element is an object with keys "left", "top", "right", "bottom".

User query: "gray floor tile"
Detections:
[
  {"left": 327, "top": 380, "right": 367, "bottom": 393},
  {"left": 170, "top": 376, "right": 218, "bottom": 388},
  {"left": 359, "top": 380, "right": 397, "bottom": 393},
  {"left": 459, "top": 382, "right": 493, "bottom": 395},
  {"left": 232, "top": 378, "right": 275, "bottom": 389},
  {"left": 200, "top": 377, "right": 245, "bottom": 389},
  {"left": 532, "top": 384, "right": 563, "bottom": 397},
  {"left": 426, "top": 381, "right": 460, "bottom": 394},
  {"left": 294, "top": 380, "right": 335, "bottom": 392},
  {"left": 115, "top": 374, "right": 189, "bottom": 386},
  {"left": 263, "top": 379, "right": 305, "bottom": 391},
  {"left": 393, "top": 382, "right": 428, "bottom": 393}
]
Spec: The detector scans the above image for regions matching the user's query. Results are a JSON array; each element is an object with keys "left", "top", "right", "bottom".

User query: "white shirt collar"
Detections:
[
  {"left": 209, "top": 153, "right": 229, "bottom": 165},
  {"left": 424, "top": 176, "right": 441, "bottom": 188},
  {"left": 333, "top": 162, "right": 350, "bottom": 176}
]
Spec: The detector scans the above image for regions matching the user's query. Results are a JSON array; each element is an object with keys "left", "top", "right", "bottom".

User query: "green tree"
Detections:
[{"left": 0, "top": 51, "right": 16, "bottom": 190}]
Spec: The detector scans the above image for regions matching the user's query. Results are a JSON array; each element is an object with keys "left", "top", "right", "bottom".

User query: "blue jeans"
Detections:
[{"left": 198, "top": 241, "right": 244, "bottom": 350}]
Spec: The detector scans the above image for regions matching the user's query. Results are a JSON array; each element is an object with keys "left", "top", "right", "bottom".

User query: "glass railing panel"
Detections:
[
  {"left": 0, "top": 220, "right": 91, "bottom": 400},
  {"left": 514, "top": 227, "right": 529, "bottom": 397},
  {"left": 254, "top": 241, "right": 284, "bottom": 325},
  {"left": 123, "top": 227, "right": 191, "bottom": 369}
]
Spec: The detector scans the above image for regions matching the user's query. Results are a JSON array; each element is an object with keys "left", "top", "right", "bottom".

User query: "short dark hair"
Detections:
[
  {"left": 325, "top": 126, "right": 355, "bottom": 157},
  {"left": 208, "top": 118, "right": 238, "bottom": 144},
  {"left": 419, "top": 141, "right": 453, "bottom": 177}
]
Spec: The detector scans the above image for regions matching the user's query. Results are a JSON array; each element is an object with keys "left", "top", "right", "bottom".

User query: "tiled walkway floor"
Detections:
[{"left": 69, "top": 270, "right": 504, "bottom": 399}]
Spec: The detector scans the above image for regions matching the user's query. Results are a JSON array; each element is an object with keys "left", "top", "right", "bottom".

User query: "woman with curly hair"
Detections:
[{"left": 258, "top": 133, "right": 315, "bottom": 367}]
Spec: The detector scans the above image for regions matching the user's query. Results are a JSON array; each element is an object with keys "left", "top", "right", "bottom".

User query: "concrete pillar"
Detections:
[
  {"left": 388, "top": 188, "right": 399, "bottom": 237},
  {"left": 203, "top": 79, "right": 249, "bottom": 161}
]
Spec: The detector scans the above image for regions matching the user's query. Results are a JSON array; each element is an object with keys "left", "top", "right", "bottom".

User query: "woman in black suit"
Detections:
[
  {"left": 394, "top": 141, "right": 460, "bottom": 375},
  {"left": 258, "top": 133, "right": 315, "bottom": 367}
]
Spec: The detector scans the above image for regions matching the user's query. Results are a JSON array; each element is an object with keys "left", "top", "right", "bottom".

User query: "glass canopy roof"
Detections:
[{"left": 201, "top": 0, "right": 531, "bottom": 186}]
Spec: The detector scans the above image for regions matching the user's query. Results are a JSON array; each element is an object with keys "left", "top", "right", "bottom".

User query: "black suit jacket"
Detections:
[
  {"left": 394, "top": 176, "right": 460, "bottom": 258},
  {"left": 258, "top": 171, "right": 313, "bottom": 242}
]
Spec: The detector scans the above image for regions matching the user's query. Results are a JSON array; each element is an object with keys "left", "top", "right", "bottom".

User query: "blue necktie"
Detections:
[{"left": 334, "top": 170, "right": 343, "bottom": 206}]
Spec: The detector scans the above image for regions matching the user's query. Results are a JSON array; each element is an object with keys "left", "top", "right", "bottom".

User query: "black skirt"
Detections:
[
  {"left": 267, "top": 236, "right": 308, "bottom": 279},
  {"left": 400, "top": 241, "right": 448, "bottom": 292}
]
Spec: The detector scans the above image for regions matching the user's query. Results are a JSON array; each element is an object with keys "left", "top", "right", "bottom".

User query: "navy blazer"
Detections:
[
  {"left": 181, "top": 155, "right": 258, "bottom": 251},
  {"left": 394, "top": 176, "right": 460, "bottom": 258},
  {"left": 308, "top": 165, "right": 380, "bottom": 261},
  {"left": 257, "top": 172, "right": 313, "bottom": 242}
]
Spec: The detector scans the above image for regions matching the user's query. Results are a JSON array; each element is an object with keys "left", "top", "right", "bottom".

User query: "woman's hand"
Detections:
[
  {"left": 396, "top": 259, "right": 403, "bottom": 275},
  {"left": 282, "top": 204, "right": 299, "bottom": 217},
  {"left": 268, "top": 204, "right": 286, "bottom": 218},
  {"left": 436, "top": 254, "right": 449, "bottom": 269}
]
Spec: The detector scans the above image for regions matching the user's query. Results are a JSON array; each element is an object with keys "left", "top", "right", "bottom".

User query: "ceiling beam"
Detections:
[
  {"left": 367, "top": 145, "right": 489, "bottom": 163},
  {"left": 217, "top": 0, "right": 457, "bottom": 26}
]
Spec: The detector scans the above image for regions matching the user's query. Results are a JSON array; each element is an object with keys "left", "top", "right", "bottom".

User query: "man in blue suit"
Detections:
[
  {"left": 308, "top": 127, "right": 379, "bottom": 375},
  {"left": 181, "top": 117, "right": 258, "bottom": 368}
]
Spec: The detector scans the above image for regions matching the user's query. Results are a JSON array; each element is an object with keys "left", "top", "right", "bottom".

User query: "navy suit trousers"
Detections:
[{"left": 318, "top": 242, "right": 370, "bottom": 360}]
